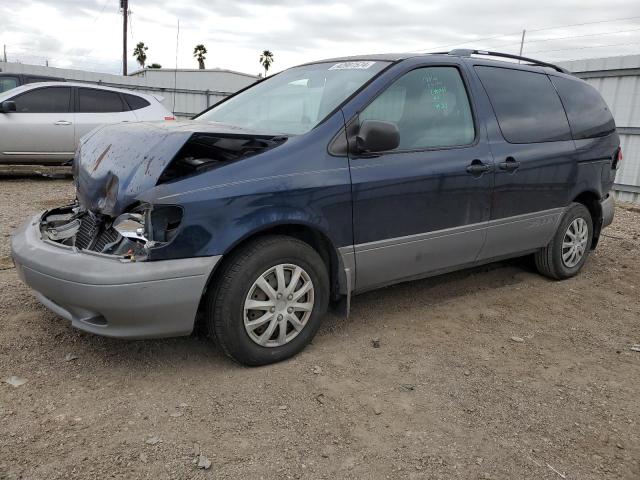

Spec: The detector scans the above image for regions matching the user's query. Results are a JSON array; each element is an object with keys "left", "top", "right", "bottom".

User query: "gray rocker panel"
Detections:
[{"left": 347, "top": 208, "right": 566, "bottom": 293}]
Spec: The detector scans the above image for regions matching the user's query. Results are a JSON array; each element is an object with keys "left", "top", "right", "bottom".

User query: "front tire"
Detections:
[
  {"left": 535, "top": 203, "right": 593, "bottom": 280},
  {"left": 206, "top": 235, "right": 329, "bottom": 366}
]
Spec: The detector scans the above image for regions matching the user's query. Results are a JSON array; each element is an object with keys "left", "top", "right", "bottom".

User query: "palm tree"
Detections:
[
  {"left": 133, "top": 42, "right": 148, "bottom": 69},
  {"left": 259, "top": 50, "right": 274, "bottom": 77},
  {"left": 193, "top": 44, "right": 207, "bottom": 70}
]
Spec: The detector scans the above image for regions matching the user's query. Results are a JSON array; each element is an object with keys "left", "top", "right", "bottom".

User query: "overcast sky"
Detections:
[{"left": 1, "top": 0, "right": 639, "bottom": 75}]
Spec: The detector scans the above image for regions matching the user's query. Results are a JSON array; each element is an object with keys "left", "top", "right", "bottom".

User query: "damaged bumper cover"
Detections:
[{"left": 11, "top": 213, "right": 221, "bottom": 338}]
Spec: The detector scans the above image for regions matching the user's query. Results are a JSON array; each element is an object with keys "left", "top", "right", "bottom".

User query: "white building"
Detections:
[
  {"left": 128, "top": 67, "right": 258, "bottom": 117},
  {"left": 129, "top": 67, "right": 257, "bottom": 92}
]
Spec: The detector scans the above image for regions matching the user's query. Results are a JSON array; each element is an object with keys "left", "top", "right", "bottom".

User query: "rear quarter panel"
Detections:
[
  {"left": 572, "top": 133, "right": 619, "bottom": 199},
  {"left": 133, "top": 101, "right": 173, "bottom": 121}
]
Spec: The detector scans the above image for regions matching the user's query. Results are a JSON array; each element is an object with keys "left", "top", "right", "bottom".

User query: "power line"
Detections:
[
  {"left": 526, "top": 27, "right": 640, "bottom": 44},
  {"left": 560, "top": 51, "right": 640, "bottom": 62},
  {"left": 172, "top": 19, "right": 179, "bottom": 113},
  {"left": 527, "top": 28, "right": 640, "bottom": 43},
  {"left": 527, "top": 15, "right": 640, "bottom": 33},
  {"left": 6, "top": 44, "right": 122, "bottom": 63},
  {"left": 129, "top": 9, "right": 134, "bottom": 44},
  {"left": 7, "top": 52, "right": 121, "bottom": 71},
  {"left": 5, "top": 44, "right": 122, "bottom": 71},
  {"left": 410, "top": 31, "right": 522, "bottom": 53},
  {"left": 83, "top": 0, "right": 118, "bottom": 59},
  {"left": 413, "top": 15, "right": 640, "bottom": 53},
  {"left": 88, "top": 0, "right": 111, "bottom": 26},
  {"left": 486, "top": 28, "right": 640, "bottom": 50},
  {"left": 526, "top": 41, "right": 640, "bottom": 55}
]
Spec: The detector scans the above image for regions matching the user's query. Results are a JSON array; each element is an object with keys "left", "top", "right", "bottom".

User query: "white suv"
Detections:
[{"left": 0, "top": 82, "right": 174, "bottom": 164}]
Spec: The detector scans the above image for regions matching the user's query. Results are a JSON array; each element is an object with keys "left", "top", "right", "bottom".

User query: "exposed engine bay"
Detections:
[
  {"left": 40, "top": 203, "right": 182, "bottom": 261},
  {"left": 158, "top": 132, "right": 287, "bottom": 183}
]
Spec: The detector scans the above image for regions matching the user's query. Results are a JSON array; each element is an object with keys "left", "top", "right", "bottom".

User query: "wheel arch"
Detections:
[{"left": 195, "top": 221, "right": 350, "bottom": 331}]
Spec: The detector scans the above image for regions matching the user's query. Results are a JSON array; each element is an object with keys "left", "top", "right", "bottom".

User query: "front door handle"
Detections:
[
  {"left": 54, "top": 120, "right": 72, "bottom": 126},
  {"left": 498, "top": 157, "right": 520, "bottom": 172},
  {"left": 466, "top": 160, "right": 491, "bottom": 175}
]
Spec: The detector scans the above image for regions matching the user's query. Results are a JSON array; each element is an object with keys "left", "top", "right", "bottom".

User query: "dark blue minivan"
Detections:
[{"left": 12, "top": 50, "right": 620, "bottom": 365}]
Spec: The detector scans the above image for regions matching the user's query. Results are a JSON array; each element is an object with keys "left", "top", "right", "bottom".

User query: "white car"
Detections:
[{"left": 0, "top": 82, "right": 175, "bottom": 164}]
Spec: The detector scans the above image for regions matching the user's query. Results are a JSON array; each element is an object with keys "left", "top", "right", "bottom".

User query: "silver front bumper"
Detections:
[{"left": 11, "top": 213, "right": 221, "bottom": 339}]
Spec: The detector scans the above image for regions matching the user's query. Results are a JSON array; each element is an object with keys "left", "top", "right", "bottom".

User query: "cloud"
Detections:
[{"left": 2, "top": 0, "right": 639, "bottom": 75}]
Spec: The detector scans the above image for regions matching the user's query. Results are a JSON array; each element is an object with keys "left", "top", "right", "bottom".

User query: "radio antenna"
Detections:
[{"left": 172, "top": 18, "right": 180, "bottom": 113}]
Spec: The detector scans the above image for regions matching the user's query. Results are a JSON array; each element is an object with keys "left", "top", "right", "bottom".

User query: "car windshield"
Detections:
[{"left": 196, "top": 61, "right": 390, "bottom": 135}]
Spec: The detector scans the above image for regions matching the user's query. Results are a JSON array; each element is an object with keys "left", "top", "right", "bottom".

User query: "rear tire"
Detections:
[
  {"left": 206, "top": 235, "right": 329, "bottom": 366},
  {"left": 535, "top": 203, "right": 593, "bottom": 280}
]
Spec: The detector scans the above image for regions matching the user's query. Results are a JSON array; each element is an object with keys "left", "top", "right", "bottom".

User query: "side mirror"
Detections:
[
  {"left": 0, "top": 101, "right": 16, "bottom": 113},
  {"left": 356, "top": 120, "right": 400, "bottom": 154}
]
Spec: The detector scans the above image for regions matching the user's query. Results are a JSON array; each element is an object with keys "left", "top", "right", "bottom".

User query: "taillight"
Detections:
[
  {"left": 164, "top": 116, "right": 176, "bottom": 121},
  {"left": 613, "top": 147, "right": 623, "bottom": 169}
]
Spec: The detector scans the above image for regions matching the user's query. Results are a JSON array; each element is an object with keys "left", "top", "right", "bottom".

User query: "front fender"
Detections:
[
  {"left": 221, "top": 205, "right": 334, "bottom": 254},
  {"left": 146, "top": 167, "right": 353, "bottom": 262}
]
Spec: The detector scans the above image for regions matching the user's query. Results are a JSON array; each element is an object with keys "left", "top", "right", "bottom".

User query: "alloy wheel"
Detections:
[
  {"left": 561, "top": 217, "right": 589, "bottom": 268},
  {"left": 243, "top": 263, "right": 315, "bottom": 347}
]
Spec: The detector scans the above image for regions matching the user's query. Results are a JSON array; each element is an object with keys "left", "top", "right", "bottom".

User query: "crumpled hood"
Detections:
[{"left": 74, "top": 121, "right": 266, "bottom": 216}]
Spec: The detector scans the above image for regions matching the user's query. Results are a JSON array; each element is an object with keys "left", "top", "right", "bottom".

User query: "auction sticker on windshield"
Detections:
[{"left": 329, "top": 61, "right": 377, "bottom": 70}]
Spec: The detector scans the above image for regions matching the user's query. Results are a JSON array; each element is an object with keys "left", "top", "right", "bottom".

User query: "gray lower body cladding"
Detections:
[
  {"left": 345, "top": 201, "right": 614, "bottom": 293},
  {"left": 11, "top": 213, "right": 221, "bottom": 338},
  {"left": 601, "top": 194, "right": 615, "bottom": 228}
]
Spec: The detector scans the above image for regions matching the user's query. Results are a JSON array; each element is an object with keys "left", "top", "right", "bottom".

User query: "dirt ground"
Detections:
[{"left": 1, "top": 178, "right": 639, "bottom": 480}]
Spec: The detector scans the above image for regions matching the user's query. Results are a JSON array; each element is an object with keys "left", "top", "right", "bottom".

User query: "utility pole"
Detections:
[
  {"left": 518, "top": 29, "right": 526, "bottom": 58},
  {"left": 121, "top": 0, "right": 128, "bottom": 76}
]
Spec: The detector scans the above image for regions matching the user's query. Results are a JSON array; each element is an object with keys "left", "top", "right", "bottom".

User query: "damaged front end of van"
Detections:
[{"left": 10, "top": 121, "right": 288, "bottom": 338}]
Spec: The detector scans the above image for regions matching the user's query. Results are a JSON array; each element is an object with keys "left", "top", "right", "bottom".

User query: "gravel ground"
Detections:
[{"left": 1, "top": 178, "right": 639, "bottom": 480}]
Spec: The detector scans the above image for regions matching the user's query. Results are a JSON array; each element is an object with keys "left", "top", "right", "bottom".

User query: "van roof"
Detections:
[{"left": 309, "top": 50, "right": 571, "bottom": 75}]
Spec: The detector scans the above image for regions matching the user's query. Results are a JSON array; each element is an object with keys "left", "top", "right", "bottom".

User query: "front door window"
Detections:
[{"left": 360, "top": 66, "right": 475, "bottom": 150}]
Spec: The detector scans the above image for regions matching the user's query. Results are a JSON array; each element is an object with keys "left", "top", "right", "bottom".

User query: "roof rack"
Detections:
[{"left": 443, "top": 49, "right": 570, "bottom": 74}]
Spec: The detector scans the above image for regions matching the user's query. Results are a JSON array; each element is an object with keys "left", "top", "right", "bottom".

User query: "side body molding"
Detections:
[{"left": 345, "top": 207, "right": 566, "bottom": 295}]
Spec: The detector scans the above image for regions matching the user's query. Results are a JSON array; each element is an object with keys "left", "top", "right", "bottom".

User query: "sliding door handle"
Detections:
[{"left": 498, "top": 157, "right": 520, "bottom": 172}]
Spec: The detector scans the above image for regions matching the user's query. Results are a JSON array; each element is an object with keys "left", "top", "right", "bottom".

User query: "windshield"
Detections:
[{"left": 196, "top": 61, "right": 390, "bottom": 135}]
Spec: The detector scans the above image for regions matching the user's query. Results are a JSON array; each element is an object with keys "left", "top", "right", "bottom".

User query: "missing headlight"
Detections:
[
  {"left": 110, "top": 205, "right": 183, "bottom": 257},
  {"left": 113, "top": 213, "right": 148, "bottom": 242},
  {"left": 149, "top": 206, "right": 183, "bottom": 243},
  {"left": 41, "top": 203, "right": 183, "bottom": 261}
]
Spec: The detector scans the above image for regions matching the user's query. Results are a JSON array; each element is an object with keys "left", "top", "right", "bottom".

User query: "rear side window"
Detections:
[
  {"left": 11, "top": 87, "right": 71, "bottom": 113},
  {"left": 124, "top": 93, "right": 151, "bottom": 110},
  {"left": 550, "top": 76, "right": 615, "bottom": 139},
  {"left": 475, "top": 66, "right": 571, "bottom": 143},
  {"left": 0, "top": 77, "right": 19, "bottom": 93},
  {"left": 360, "top": 66, "right": 475, "bottom": 150},
  {"left": 78, "top": 88, "right": 126, "bottom": 113}
]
